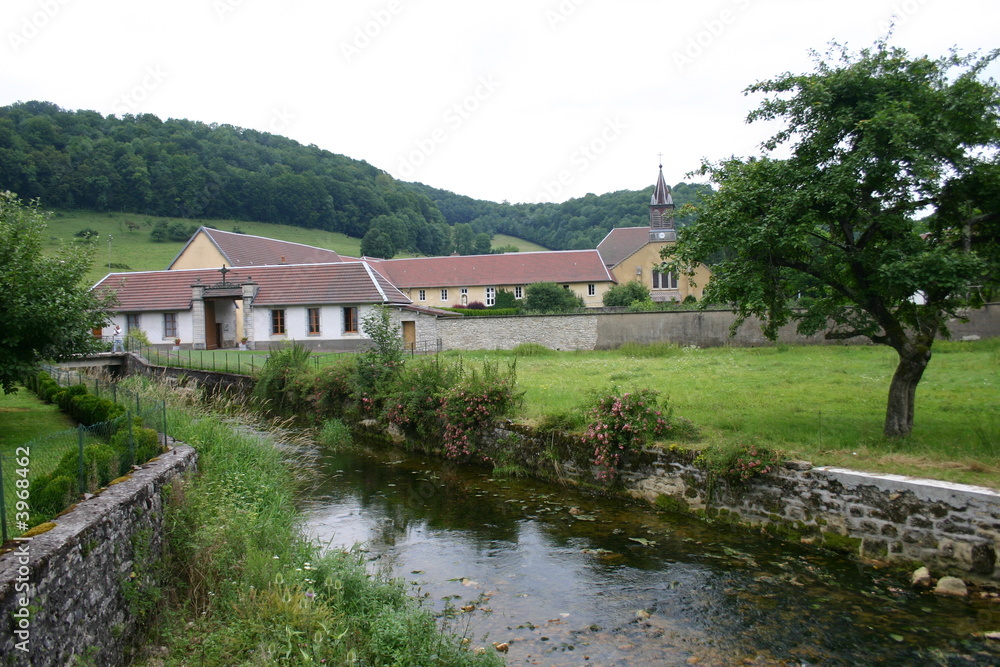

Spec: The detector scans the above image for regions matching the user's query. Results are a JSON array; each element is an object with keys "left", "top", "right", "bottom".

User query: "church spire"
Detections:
[{"left": 649, "top": 160, "right": 675, "bottom": 241}]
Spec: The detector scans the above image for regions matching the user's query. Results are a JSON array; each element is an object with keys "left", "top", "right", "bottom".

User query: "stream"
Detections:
[{"left": 301, "top": 444, "right": 1000, "bottom": 666}]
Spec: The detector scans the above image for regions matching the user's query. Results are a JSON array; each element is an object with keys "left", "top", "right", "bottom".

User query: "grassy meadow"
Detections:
[
  {"left": 0, "top": 388, "right": 76, "bottom": 454},
  {"left": 441, "top": 339, "right": 1000, "bottom": 488},
  {"left": 41, "top": 210, "right": 547, "bottom": 285}
]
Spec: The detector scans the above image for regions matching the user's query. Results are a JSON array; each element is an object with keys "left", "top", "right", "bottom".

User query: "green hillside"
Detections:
[{"left": 2, "top": 101, "right": 712, "bottom": 260}]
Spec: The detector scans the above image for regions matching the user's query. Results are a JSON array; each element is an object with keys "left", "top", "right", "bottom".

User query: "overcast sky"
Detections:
[{"left": 2, "top": 0, "right": 998, "bottom": 204}]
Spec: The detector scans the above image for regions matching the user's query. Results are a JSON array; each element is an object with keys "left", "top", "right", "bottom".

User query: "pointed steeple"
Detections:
[
  {"left": 649, "top": 160, "right": 676, "bottom": 242},
  {"left": 651, "top": 163, "right": 674, "bottom": 207}
]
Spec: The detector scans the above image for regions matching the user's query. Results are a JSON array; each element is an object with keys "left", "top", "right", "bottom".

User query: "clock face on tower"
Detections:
[{"left": 658, "top": 232, "right": 666, "bottom": 239}]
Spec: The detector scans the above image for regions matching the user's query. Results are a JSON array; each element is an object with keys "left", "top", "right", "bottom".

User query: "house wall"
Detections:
[
  {"left": 609, "top": 241, "right": 711, "bottom": 302},
  {"left": 167, "top": 232, "right": 227, "bottom": 270},
  {"left": 400, "top": 281, "right": 612, "bottom": 309},
  {"left": 253, "top": 304, "right": 376, "bottom": 349},
  {"left": 104, "top": 312, "right": 195, "bottom": 346}
]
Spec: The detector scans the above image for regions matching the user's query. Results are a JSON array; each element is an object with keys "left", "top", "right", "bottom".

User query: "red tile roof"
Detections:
[
  {"left": 93, "top": 262, "right": 410, "bottom": 312},
  {"left": 597, "top": 227, "right": 651, "bottom": 268},
  {"left": 169, "top": 227, "right": 344, "bottom": 268},
  {"left": 372, "top": 250, "right": 615, "bottom": 288}
]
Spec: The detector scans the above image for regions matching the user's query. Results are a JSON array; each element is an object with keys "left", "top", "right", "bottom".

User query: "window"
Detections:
[
  {"left": 514, "top": 286, "right": 523, "bottom": 299},
  {"left": 344, "top": 307, "right": 358, "bottom": 333},
  {"left": 652, "top": 270, "right": 678, "bottom": 290},
  {"left": 308, "top": 308, "right": 321, "bottom": 335},
  {"left": 163, "top": 313, "right": 177, "bottom": 339},
  {"left": 460, "top": 288, "right": 468, "bottom": 296},
  {"left": 440, "top": 289, "right": 448, "bottom": 301},
  {"left": 485, "top": 287, "right": 496, "bottom": 307},
  {"left": 588, "top": 284, "right": 596, "bottom": 297},
  {"left": 126, "top": 313, "right": 140, "bottom": 332},
  {"left": 271, "top": 309, "right": 286, "bottom": 335},
  {"left": 418, "top": 289, "right": 426, "bottom": 301}
]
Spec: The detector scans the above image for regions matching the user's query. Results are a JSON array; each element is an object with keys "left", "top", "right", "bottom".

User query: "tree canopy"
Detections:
[
  {"left": 523, "top": 282, "right": 585, "bottom": 314},
  {"left": 0, "top": 192, "right": 114, "bottom": 393},
  {"left": 664, "top": 41, "right": 1000, "bottom": 438}
]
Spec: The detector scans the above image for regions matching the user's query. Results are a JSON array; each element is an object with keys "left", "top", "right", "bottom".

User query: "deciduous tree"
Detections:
[
  {"left": 664, "top": 41, "right": 1000, "bottom": 438},
  {"left": 0, "top": 192, "right": 114, "bottom": 393}
]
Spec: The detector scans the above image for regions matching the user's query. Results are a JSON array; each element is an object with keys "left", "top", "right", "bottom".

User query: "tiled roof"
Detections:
[
  {"left": 374, "top": 250, "right": 615, "bottom": 288},
  {"left": 93, "top": 262, "right": 410, "bottom": 312},
  {"left": 169, "top": 227, "right": 343, "bottom": 268},
  {"left": 597, "top": 227, "right": 651, "bottom": 268}
]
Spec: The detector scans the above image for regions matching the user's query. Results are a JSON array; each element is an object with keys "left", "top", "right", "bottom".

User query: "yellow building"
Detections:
[{"left": 597, "top": 165, "right": 711, "bottom": 302}]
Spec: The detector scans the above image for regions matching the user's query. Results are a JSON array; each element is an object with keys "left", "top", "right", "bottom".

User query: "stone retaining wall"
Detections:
[
  {"left": 620, "top": 450, "right": 1000, "bottom": 580},
  {"left": 436, "top": 303, "right": 1000, "bottom": 351},
  {"left": 0, "top": 443, "right": 197, "bottom": 665}
]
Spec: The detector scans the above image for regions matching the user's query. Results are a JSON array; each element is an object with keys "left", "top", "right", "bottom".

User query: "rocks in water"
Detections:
[
  {"left": 934, "top": 576, "right": 968, "bottom": 597},
  {"left": 912, "top": 566, "right": 932, "bottom": 588}
]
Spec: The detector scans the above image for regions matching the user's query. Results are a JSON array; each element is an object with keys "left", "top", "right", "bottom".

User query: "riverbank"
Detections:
[{"left": 118, "top": 377, "right": 502, "bottom": 667}]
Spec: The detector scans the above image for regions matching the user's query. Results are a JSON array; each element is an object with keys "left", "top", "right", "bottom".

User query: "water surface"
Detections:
[{"left": 301, "top": 445, "right": 1000, "bottom": 666}]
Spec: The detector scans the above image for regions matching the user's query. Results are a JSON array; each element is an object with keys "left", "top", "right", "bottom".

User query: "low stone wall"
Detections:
[
  {"left": 436, "top": 303, "right": 1000, "bottom": 351},
  {"left": 621, "top": 450, "right": 1000, "bottom": 580},
  {"left": 0, "top": 443, "right": 197, "bottom": 665}
]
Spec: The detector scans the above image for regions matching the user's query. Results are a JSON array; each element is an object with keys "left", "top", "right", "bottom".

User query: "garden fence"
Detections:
[{"left": 0, "top": 366, "right": 168, "bottom": 542}]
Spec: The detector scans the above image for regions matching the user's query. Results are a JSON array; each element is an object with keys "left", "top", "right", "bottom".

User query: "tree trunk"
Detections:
[{"left": 883, "top": 344, "right": 932, "bottom": 438}]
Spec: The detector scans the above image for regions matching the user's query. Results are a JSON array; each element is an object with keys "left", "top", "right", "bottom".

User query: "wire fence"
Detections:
[{"left": 0, "top": 366, "right": 168, "bottom": 542}]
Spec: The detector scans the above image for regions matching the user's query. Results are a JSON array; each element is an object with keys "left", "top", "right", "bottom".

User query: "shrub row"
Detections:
[{"left": 28, "top": 372, "right": 126, "bottom": 426}]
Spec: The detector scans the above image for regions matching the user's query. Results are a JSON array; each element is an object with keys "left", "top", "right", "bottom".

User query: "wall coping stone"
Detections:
[{"left": 814, "top": 466, "right": 1000, "bottom": 507}]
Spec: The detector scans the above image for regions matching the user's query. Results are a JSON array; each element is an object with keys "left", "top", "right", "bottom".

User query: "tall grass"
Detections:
[{"left": 120, "top": 377, "right": 501, "bottom": 666}]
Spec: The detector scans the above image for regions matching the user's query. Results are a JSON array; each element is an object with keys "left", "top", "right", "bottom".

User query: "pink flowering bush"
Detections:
[
  {"left": 695, "top": 443, "right": 781, "bottom": 485},
  {"left": 582, "top": 389, "right": 695, "bottom": 480},
  {"left": 382, "top": 358, "right": 522, "bottom": 459}
]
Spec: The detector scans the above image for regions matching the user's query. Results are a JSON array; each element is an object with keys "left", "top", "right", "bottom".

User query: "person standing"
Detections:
[{"left": 112, "top": 324, "right": 124, "bottom": 352}]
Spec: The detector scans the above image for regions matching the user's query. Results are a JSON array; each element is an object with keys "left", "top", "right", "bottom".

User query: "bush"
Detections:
[
  {"left": 312, "top": 359, "right": 358, "bottom": 417},
  {"left": 492, "top": 288, "right": 518, "bottom": 309},
  {"left": 512, "top": 342, "right": 553, "bottom": 356},
  {"left": 603, "top": 280, "right": 651, "bottom": 307},
  {"left": 111, "top": 425, "right": 162, "bottom": 471},
  {"left": 29, "top": 474, "right": 75, "bottom": 522},
  {"left": 582, "top": 388, "right": 697, "bottom": 480},
  {"left": 253, "top": 341, "right": 312, "bottom": 413},
  {"left": 523, "top": 282, "right": 584, "bottom": 314}
]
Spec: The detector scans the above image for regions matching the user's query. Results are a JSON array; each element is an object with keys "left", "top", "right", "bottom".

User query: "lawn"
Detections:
[
  {"left": 0, "top": 387, "right": 76, "bottom": 454},
  {"left": 439, "top": 339, "right": 1000, "bottom": 488}
]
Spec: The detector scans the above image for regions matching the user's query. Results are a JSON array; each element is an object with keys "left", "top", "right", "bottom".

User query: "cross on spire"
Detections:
[{"left": 657, "top": 152, "right": 664, "bottom": 168}]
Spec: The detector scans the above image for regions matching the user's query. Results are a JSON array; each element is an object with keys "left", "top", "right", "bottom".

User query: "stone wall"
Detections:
[
  {"left": 621, "top": 450, "right": 1000, "bottom": 580},
  {"left": 436, "top": 303, "right": 1000, "bottom": 350},
  {"left": 0, "top": 443, "right": 197, "bottom": 665}
]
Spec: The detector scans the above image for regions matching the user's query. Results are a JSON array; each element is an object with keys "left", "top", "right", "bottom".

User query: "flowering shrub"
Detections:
[
  {"left": 695, "top": 443, "right": 781, "bottom": 485},
  {"left": 582, "top": 389, "right": 693, "bottom": 480},
  {"left": 380, "top": 358, "right": 521, "bottom": 459}
]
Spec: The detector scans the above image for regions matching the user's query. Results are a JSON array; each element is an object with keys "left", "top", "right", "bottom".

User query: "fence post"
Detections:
[
  {"left": 127, "top": 410, "right": 135, "bottom": 468},
  {"left": 0, "top": 452, "right": 8, "bottom": 542},
  {"left": 78, "top": 424, "right": 86, "bottom": 495},
  {"left": 162, "top": 401, "right": 168, "bottom": 450}
]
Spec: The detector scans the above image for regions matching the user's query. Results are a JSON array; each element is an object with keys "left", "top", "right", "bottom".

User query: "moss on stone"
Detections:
[
  {"left": 109, "top": 475, "right": 133, "bottom": 486},
  {"left": 821, "top": 531, "right": 862, "bottom": 554},
  {"left": 22, "top": 521, "right": 57, "bottom": 537},
  {"left": 654, "top": 494, "right": 691, "bottom": 514}
]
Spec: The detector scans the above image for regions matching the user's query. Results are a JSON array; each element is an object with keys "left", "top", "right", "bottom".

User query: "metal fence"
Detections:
[{"left": 0, "top": 367, "right": 168, "bottom": 542}]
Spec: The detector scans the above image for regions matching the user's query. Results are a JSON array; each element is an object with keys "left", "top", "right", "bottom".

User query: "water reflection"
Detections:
[{"left": 302, "top": 446, "right": 1000, "bottom": 666}]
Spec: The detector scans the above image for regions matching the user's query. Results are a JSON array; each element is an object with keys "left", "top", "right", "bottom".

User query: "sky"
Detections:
[{"left": 2, "top": 0, "right": 998, "bottom": 205}]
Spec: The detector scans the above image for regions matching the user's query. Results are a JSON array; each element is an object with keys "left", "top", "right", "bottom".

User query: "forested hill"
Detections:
[
  {"left": 0, "top": 101, "right": 712, "bottom": 255},
  {"left": 408, "top": 181, "right": 713, "bottom": 250}
]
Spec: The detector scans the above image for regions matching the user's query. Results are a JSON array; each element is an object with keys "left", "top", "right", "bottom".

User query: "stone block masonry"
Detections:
[
  {"left": 623, "top": 451, "right": 1000, "bottom": 580},
  {"left": 0, "top": 442, "right": 197, "bottom": 666}
]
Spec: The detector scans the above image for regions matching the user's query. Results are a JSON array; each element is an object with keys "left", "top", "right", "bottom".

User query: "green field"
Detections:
[
  {"left": 0, "top": 388, "right": 75, "bottom": 454},
  {"left": 42, "top": 209, "right": 546, "bottom": 284},
  {"left": 442, "top": 340, "right": 1000, "bottom": 488},
  {"left": 43, "top": 209, "right": 368, "bottom": 284}
]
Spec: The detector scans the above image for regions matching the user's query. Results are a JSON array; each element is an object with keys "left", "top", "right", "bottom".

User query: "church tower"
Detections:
[{"left": 649, "top": 162, "right": 675, "bottom": 243}]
